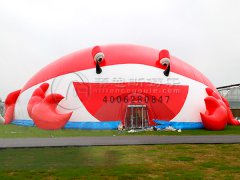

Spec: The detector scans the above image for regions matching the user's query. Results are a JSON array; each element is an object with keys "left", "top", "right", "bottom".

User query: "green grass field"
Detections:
[
  {"left": 0, "top": 124, "right": 240, "bottom": 179},
  {"left": 0, "top": 124, "right": 240, "bottom": 138},
  {"left": 0, "top": 144, "right": 240, "bottom": 179}
]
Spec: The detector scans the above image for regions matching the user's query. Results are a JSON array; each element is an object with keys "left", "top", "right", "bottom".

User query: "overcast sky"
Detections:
[{"left": 0, "top": 0, "right": 240, "bottom": 99}]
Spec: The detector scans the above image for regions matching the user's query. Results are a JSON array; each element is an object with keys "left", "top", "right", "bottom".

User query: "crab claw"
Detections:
[
  {"left": 200, "top": 96, "right": 228, "bottom": 130},
  {"left": 205, "top": 87, "right": 221, "bottom": 100},
  {"left": 27, "top": 83, "right": 49, "bottom": 117},
  {"left": 4, "top": 89, "right": 21, "bottom": 124},
  {"left": 27, "top": 83, "right": 72, "bottom": 130}
]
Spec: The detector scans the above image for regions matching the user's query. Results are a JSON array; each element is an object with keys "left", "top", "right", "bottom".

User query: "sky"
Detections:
[{"left": 0, "top": 0, "right": 240, "bottom": 99}]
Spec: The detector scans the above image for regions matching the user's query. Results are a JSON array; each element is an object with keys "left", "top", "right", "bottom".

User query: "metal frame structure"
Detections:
[
  {"left": 217, "top": 83, "right": 240, "bottom": 90},
  {"left": 0, "top": 99, "right": 4, "bottom": 117},
  {"left": 217, "top": 84, "right": 240, "bottom": 98},
  {"left": 124, "top": 104, "right": 149, "bottom": 129},
  {"left": 217, "top": 84, "right": 240, "bottom": 117}
]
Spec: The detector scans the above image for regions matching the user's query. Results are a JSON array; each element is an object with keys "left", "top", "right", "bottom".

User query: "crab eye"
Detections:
[
  {"left": 159, "top": 49, "right": 171, "bottom": 77},
  {"left": 160, "top": 58, "right": 170, "bottom": 66},
  {"left": 92, "top": 46, "right": 105, "bottom": 74},
  {"left": 94, "top": 52, "right": 105, "bottom": 63}
]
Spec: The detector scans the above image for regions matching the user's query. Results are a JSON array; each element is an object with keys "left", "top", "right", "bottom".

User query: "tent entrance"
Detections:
[{"left": 124, "top": 105, "right": 149, "bottom": 129}]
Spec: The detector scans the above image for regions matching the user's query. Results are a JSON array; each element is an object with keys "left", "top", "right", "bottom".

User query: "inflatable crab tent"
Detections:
[{"left": 4, "top": 44, "right": 240, "bottom": 130}]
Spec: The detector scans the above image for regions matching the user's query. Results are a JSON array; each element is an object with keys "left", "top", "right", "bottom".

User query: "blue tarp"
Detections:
[
  {"left": 11, "top": 119, "right": 35, "bottom": 127},
  {"left": 11, "top": 120, "right": 121, "bottom": 130},
  {"left": 11, "top": 119, "right": 203, "bottom": 130},
  {"left": 153, "top": 120, "right": 204, "bottom": 130},
  {"left": 64, "top": 121, "right": 121, "bottom": 130}
]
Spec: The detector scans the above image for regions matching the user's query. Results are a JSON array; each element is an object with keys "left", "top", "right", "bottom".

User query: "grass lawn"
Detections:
[
  {"left": 0, "top": 124, "right": 240, "bottom": 138},
  {"left": 0, "top": 144, "right": 240, "bottom": 179}
]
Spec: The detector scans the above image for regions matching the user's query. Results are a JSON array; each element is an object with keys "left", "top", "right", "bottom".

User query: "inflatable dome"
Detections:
[{"left": 4, "top": 44, "right": 240, "bottom": 130}]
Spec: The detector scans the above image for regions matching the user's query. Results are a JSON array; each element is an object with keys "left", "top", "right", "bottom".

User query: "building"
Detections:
[{"left": 218, "top": 84, "right": 240, "bottom": 118}]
